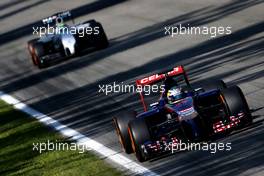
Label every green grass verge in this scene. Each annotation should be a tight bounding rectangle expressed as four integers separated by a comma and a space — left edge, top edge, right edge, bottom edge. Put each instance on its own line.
0, 100, 122, 176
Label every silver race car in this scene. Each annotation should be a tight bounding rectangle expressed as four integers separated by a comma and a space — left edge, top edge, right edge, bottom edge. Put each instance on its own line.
27, 11, 109, 68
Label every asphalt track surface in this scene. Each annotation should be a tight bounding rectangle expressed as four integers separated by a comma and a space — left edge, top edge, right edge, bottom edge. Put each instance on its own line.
0, 0, 263, 175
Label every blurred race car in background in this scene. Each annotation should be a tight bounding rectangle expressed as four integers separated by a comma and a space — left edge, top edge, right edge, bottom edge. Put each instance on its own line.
27, 11, 108, 68
113, 65, 252, 162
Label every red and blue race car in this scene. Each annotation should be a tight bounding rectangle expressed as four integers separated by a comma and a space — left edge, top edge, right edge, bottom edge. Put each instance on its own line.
113, 65, 252, 162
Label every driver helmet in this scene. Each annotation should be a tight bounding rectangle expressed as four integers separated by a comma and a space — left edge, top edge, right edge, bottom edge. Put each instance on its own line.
167, 86, 184, 104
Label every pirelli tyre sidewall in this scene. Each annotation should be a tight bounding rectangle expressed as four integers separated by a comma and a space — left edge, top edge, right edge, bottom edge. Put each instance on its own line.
113, 111, 136, 154
128, 118, 151, 162
221, 86, 252, 126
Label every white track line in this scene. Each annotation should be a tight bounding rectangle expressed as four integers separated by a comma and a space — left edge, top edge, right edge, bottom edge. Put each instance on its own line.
0, 91, 158, 176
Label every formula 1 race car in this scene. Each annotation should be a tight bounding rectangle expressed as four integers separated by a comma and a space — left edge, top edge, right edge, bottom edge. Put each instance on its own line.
27, 11, 108, 68
113, 66, 252, 162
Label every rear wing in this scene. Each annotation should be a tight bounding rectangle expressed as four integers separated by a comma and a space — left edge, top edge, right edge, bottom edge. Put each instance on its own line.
42, 11, 72, 25
136, 65, 190, 111
136, 66, 186, 86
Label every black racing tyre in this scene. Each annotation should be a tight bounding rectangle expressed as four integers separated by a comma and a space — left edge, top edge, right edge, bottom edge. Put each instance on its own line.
202, 80, 227, 91
113, 111, 136, 154
27, 39, 39, 65
221, 86, 252, 125
128, 118, 151, 162
94, 22, 109, 49
33, 43, 46, 69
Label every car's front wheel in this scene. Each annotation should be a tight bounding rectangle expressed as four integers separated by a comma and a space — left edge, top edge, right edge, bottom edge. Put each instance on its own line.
221, 86, 252, 126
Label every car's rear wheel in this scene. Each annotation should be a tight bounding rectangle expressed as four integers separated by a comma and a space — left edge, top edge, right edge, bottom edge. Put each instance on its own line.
33, 43, 46, 69
128, 118, 151, 162
27, 39, 39, 65
221, 86, 252, 126
113, 111, 136, 154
